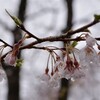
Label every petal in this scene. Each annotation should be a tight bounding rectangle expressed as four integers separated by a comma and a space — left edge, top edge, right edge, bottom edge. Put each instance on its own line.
86, 34, 96, 47
54, 58, 65, 72
40, 73, 50, 82
4, 53, 16, 66
72, 68, 85, 79
49, 78, 60, 87
79, 46, 98, 66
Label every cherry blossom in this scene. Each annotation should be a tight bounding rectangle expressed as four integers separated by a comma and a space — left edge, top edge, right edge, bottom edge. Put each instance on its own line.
4, 52, 17, 66
39, 33, 100, 87
54, 57, 65, 73
40, 73, 50, 82
4, 40, 22, 66
79, 46, 98, 67
79, 34, 99, 69
85, 34, 96, 47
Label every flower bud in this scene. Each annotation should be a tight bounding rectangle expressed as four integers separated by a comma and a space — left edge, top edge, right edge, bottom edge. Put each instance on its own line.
4, 52, 16, 66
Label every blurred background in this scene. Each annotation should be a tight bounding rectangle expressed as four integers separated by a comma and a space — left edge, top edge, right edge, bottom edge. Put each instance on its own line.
0, 0, 100, 100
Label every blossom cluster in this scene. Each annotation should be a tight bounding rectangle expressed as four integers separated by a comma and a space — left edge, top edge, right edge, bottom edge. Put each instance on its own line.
40, 34, 100, 87
0, 36, 25, 82
0, 32, 100, 84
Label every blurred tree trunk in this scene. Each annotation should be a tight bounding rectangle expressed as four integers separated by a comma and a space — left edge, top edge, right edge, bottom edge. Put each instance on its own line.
4, 0, 27, 100
58, 0, 73, 100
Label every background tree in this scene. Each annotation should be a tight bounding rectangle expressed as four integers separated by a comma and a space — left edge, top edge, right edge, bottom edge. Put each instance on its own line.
59, 0, 73, 100
5, 1, 27, 100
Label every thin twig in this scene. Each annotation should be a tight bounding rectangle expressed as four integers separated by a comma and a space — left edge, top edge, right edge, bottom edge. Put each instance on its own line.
20, 37, 83, 49
0, 39, 13, 48
20, 25, 41, 40
20, 19, 100, 49
66, 20, 99, 36
26, 46, 65, 51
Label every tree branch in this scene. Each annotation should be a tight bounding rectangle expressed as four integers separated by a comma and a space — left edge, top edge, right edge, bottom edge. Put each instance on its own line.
0, 39, 12, 48
20, 19, 100, 49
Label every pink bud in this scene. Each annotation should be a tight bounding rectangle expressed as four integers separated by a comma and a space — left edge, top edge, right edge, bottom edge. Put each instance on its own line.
4, 52, 16, 66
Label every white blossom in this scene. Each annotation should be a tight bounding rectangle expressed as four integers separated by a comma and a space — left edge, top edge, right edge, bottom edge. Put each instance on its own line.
86, 34, 96, 47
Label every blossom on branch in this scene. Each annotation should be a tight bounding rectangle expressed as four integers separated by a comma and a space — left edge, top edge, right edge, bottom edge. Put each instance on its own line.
85, 34, 97, 47
4, 52, 17, 66
4, 44, 19, 66
4, 36, 25, 66
40, 34, 100, 86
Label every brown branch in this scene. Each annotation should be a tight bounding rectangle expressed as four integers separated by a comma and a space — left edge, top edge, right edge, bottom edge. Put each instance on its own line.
66, 20, 99, 36
20, 19, 100, 50
20, 25, 41, 40
61, 20, 99, 38
1, 19, 100, 56
2, 36, 100, 60
23, 45, 65, 51
20, 37, 75, 49
20, 37, 100, 50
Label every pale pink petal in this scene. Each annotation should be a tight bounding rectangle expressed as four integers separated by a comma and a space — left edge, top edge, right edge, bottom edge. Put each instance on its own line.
86, 34, 96, 47
4, 53, 16, 66
79, 46, 98, 67
54, 58, 65, 72
49, 78, 60, 87
40, 73, 50, 82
